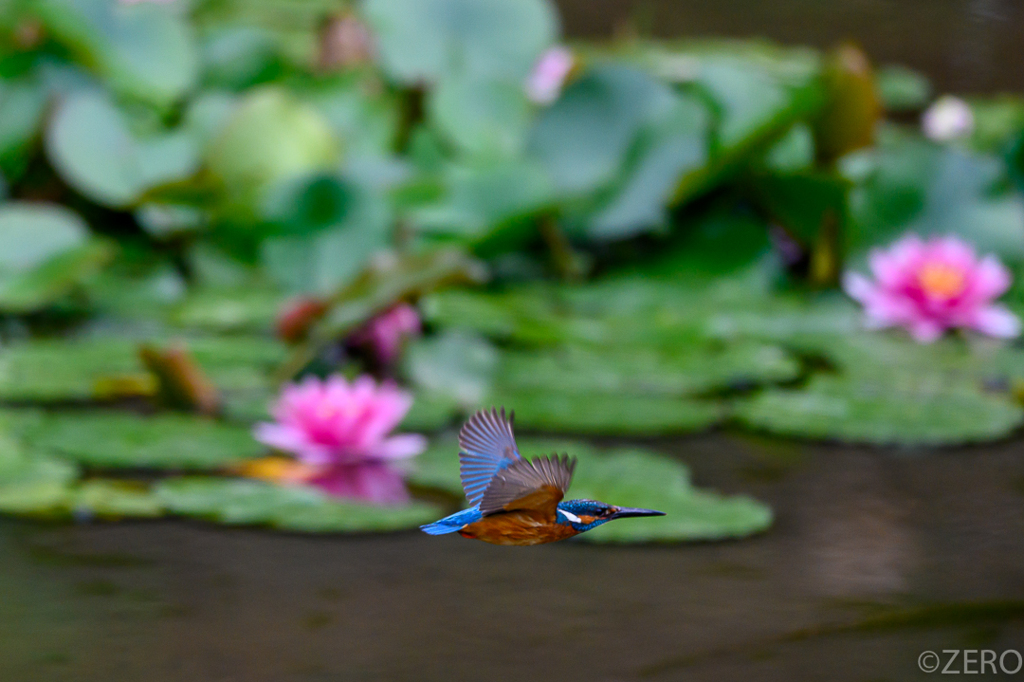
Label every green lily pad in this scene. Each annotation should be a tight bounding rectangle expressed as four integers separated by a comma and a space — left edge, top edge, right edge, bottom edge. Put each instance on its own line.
364, 0, 555, 84
410, 159, 554, 240
0, 240, 116, 314
0, 76, 48, 180
46, 92, 198, 208
401, 394, 460, 432
0, 338, 144, 402
35, 0, 199, 105
170, 286, 285, 333
875, 65, 932, 112
735, 375, 1024, 446
530, 65, 673, 196
0, 203, 89, 270
495, 342, 799, 397
569, 447, 773, 543
490, 390, 724, 435
18, 411, 263, 469
429, 75, 532, 158
406, 433, 461, 492
0, 336, 284, 403
0, 426, 79, 515
404, 332, 498, 408
0, 203, 116, 312
155, 477, 440, 532
588, 92, 710, 239
70, 479, 163, 518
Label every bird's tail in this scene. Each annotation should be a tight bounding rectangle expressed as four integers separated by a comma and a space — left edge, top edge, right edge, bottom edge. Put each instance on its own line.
420, 521, 463, 535
420, 506, 482, 535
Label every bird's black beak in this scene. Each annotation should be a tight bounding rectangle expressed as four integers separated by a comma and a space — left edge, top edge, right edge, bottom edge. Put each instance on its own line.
610, 507, 666, 519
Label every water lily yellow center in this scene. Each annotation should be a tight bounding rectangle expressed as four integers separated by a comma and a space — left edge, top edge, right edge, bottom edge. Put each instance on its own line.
918, 261, 967, 299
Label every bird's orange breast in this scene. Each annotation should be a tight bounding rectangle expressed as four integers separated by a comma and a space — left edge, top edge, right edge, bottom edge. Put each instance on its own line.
459, 510, 579, 546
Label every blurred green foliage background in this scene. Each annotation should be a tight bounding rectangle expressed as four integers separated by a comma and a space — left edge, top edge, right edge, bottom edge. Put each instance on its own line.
0, 0, 1023, 541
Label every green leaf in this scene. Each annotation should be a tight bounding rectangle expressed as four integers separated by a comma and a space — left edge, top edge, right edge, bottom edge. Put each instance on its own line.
490, 390, 724, 435
170, 286, 285, 333
0, 338, 143, 402
260, 176, 391, 295
0, 336, 283, 402
0, 240, 116, 313
0, 202, 88, 270
588, 93, 710, 239
200, 26, 285, 90
875, 65, 932, 112
495, 342, 799, 397
262, 225, 388, 296
847, 127, 1024, 261
263, 173, 355, 237
404, 331, 498, 407
20, 411, 264, 470
698, 58, 789, 151
35, 0, 199, 105
0, 424, 78, 515
429, 75, 532, 157
529, 65, 673, 195
70, 479, 163, 518
747, 170, 850, 247
570, 447, 773, 543
364, 0, 556, 84
410, 159, 553, 240
0, 76, 48, 180
155, 477, 441, 532
46, 92, 198, 208
969, 95, 1024, 153
401, 394, 460, 432
406, 433, 461, 491
735, 375, 1024, 446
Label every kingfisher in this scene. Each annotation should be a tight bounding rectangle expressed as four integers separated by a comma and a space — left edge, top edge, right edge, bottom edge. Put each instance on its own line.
420, 407, 665, 545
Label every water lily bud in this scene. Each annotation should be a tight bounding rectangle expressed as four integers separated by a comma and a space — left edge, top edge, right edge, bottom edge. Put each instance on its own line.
921, 95, 974, 141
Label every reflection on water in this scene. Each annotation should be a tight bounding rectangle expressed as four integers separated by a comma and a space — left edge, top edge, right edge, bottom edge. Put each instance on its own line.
1, 434, 1023, 681
803, 461, 919, 597
556, 0, 1024, 93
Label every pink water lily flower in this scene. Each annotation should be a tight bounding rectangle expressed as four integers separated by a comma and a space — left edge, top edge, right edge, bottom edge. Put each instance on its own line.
525, 46, 575, 105
253, 375, 426, 504
843, 234, 1021, 343
348, 303, 421, 364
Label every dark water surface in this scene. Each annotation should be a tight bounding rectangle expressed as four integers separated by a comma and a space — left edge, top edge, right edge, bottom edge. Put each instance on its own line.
2, 433, 1024, 681
556, 0, 1024, 94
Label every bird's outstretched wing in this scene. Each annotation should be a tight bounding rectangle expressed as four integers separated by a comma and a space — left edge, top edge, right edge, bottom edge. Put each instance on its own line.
459, 407, 521, 506
479, 454, 577, 519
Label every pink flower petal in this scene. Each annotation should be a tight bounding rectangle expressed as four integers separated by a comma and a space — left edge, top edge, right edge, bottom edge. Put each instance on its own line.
842, 271, 876, 303
908, 319, 945, 343
312, 463, 410, 505
968, 255, 1012, 300
971, 305, 1022, 338
373, 434, 428, 460
525, 46, 574, 105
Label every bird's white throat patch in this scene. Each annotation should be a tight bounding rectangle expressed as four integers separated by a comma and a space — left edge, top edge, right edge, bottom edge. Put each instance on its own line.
558, 509, 582, 524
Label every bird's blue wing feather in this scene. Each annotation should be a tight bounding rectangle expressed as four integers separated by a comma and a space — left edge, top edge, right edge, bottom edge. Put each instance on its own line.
458, 407, 521, 505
